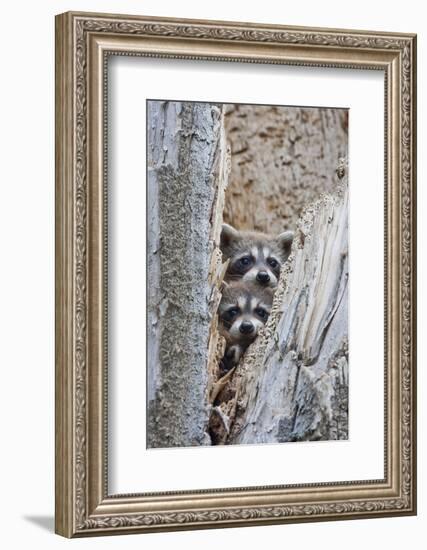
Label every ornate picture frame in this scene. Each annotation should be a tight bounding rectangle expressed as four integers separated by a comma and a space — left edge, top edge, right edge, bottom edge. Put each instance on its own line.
55, 11, 417, 537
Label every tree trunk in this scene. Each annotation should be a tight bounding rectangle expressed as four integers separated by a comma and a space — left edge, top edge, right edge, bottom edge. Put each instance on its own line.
218, 180, 349, 445
205, 105, 349, 446
147, 101, 229, 448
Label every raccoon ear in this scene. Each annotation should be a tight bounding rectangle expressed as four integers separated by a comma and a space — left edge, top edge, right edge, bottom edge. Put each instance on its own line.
220, 224, 239, 250
277, 230, 294, 259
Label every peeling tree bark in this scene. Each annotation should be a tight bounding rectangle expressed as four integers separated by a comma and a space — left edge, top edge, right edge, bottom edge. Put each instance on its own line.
147, 101, 229, 448
225, 182, 349, 445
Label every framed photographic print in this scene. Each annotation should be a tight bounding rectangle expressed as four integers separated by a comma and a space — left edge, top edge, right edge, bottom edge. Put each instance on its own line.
55, 11, 417, 537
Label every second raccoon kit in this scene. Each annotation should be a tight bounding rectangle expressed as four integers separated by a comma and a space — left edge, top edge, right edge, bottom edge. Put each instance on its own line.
218, 223, 294, 371
218, 281, 274, 372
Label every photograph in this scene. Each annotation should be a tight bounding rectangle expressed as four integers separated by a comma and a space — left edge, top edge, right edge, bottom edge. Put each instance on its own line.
53, 10, 416, 537
147, 100, 349, 448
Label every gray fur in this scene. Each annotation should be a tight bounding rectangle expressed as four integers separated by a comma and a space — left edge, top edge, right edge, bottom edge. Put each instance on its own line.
218, 281, 274, 371
220, 224, 294, 288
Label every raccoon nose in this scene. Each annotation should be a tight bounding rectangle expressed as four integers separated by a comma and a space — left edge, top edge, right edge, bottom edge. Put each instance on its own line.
256, 271, 270, 284
240, 321, 254, 334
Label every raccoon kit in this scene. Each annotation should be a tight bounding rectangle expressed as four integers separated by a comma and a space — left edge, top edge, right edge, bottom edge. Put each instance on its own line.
218, 281, 274, 372
220, 223, 294, 288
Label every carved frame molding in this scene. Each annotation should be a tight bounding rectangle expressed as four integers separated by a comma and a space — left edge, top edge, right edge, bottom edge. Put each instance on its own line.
55, 11, 416, 537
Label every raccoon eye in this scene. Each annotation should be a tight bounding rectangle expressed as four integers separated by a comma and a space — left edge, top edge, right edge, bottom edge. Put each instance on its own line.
267, 258, 279, 269
227, 308, 239, 318
255, 307, 268, 319
238, 256, 252, 267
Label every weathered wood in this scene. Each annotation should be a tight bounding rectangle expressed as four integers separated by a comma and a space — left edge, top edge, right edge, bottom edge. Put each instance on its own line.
225, 181, 349, 445
148, 101, 349, 448
223, 104, 348, 235
147, 101, 228, 448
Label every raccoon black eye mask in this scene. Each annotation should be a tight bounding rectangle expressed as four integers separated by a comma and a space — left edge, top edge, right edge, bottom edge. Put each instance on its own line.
218, 281, 274, 371
220, 223, 293, 288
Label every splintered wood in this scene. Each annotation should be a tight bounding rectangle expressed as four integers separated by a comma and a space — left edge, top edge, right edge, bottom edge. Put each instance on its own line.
207, 104, 349, 446
211, 178, 349, 445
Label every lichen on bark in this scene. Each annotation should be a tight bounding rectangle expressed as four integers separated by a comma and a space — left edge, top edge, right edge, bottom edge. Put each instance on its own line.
147, 101, 228, 448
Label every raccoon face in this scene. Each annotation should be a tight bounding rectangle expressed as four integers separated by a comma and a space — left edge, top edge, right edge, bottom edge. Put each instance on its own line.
218, 282, 274, 346
220, 224, 294, 288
